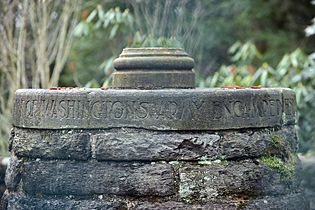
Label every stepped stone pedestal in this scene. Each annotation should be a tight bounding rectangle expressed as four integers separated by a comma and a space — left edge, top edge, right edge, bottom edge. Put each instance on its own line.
1, 48, 309, 210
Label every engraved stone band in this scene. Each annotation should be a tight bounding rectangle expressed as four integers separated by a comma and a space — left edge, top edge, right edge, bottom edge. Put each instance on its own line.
13, 88, 296, 130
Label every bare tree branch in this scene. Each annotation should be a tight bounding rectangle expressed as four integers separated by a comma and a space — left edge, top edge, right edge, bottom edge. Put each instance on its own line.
0, 0, 81, 155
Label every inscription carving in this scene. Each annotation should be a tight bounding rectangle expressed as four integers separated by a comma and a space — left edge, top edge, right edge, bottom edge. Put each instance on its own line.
211, 98, 282, 121
19, 97, 283, 122
13, 89, 294, 129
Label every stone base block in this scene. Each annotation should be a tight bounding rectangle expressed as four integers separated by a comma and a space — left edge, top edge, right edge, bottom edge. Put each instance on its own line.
11, 126, 297, 161
22, 161, 175, 196
6, 157, 300, 198
178, 159, 300, 202
2, 192, 308, 210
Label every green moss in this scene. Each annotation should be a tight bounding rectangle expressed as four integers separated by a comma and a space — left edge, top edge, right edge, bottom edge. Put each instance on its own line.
271, 134, 284, 148
260, 153, 296, 183
269, 133, 293, 160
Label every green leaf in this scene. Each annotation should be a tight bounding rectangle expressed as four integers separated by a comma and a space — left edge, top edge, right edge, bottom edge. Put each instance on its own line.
102, 75, 113, 87
103, 18, 110, 28
73, 22, 89, 37
86, 10, 97, 22
108, 10, 115, 23
209, 73, 219, 87
115, 8, 122, 23
291, 74, 302, 83
97, 5, 104, 20
228, 41, 241, 54
260, 70, 268, 86
250, 68, 263, 86
85, 79, 100, 88
109, 24, 119, 39
242, 75, 253, 86
99, 57, 114, 74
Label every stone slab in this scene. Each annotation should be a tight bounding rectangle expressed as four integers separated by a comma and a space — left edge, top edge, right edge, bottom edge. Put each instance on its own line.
301, 156, 315, 210
22, 161, 175, 196
4, 155, 21, 191
112, 70, 195, 89
113, 48, 195, 74
2, 192, 308, 210
11, 128, 91, 160
133, 193, 308, 210
93, 126, 297, 161
20, 158, 299, 198
2, 192, 127, 210
13, 88, 296, 130
178, 159, 300, 202
113, 55, 195, 70
243, 193, 309, 210
10, 126, 297, 161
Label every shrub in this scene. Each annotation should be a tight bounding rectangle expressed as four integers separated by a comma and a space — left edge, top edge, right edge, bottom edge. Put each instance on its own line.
199, 41, 315, 153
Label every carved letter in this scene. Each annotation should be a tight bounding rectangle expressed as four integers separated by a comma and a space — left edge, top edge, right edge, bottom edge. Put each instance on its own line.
111, 101, 124, 119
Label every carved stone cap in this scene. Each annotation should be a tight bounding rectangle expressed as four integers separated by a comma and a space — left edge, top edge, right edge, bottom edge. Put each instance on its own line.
112, 48, 195, 89
13, 88, 296, 130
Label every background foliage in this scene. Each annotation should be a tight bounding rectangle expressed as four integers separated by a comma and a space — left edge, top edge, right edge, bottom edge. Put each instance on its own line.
1, 0, 315, 155
201, 41, 315, 153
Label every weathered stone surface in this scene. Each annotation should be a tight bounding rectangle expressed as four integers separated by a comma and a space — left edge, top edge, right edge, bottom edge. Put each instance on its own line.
2, 192, 308, 210
133, 201, 237, 210
13, 88, 295, 130
11, 128, 91, 160
112, 48, 195, 89
2, 192, 127, 210
113, 48, 195, 71
10, 126, 297, 161
244, 192, 309, 210
93, 129, 221, 161
300, 155, 315, 210
132, 193, 308, 210
7, 126, 297, 162
178, 159, 300, 202
4, 155, 21, 191
0, 158, 7, 198
220, 125, 298, 160
112, 71, 195, 89
282, 88, 297, 125
22, 161, 175, 196
93, 126, 297, 161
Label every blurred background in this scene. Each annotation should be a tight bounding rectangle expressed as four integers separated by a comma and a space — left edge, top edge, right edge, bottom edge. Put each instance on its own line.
0, 0, 315, 204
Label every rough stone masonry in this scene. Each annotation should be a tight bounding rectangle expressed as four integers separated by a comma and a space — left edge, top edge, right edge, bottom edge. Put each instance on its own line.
1, 48, 309, 210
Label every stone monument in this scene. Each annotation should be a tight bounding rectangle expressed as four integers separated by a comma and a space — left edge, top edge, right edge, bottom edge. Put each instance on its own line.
1, 48, 309, 209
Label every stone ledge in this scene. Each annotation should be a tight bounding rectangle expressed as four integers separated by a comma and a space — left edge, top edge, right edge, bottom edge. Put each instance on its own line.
22, 161, 175, 197
11, 126, 297, 161
11, 128, 91, 160
93, 126, 297, 161
13, 88, 296, 130
2, 192, 308, 210
133, 193, 308, 210
2, 192, 127, 210
112, 70, 195, 89
178, 159, 301, 202
14, 158, 300, 197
